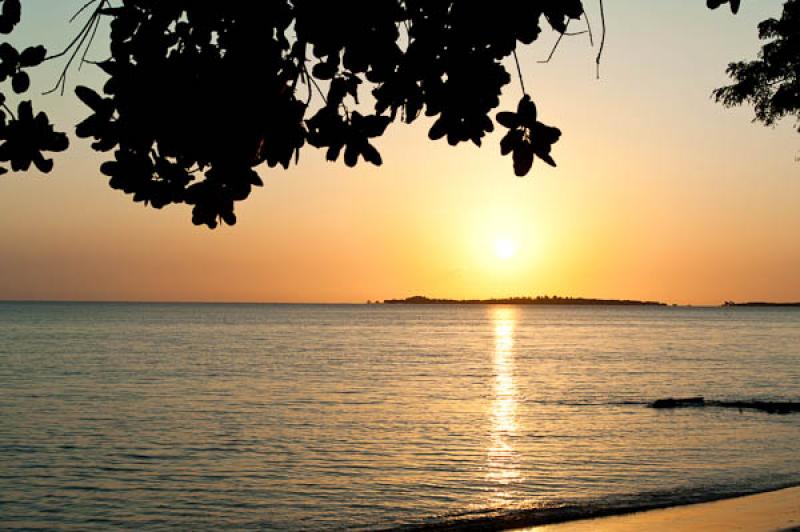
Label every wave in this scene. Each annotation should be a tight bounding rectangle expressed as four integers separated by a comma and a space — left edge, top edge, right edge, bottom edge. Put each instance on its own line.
519, 399, 650, 406
383, 478, 800, 531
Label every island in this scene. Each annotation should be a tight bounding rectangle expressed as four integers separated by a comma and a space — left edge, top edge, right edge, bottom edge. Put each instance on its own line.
722, 301, 800, 307
381, 295, 667, 306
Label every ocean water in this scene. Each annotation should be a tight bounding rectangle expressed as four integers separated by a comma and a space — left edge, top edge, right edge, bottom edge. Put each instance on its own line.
1, 302, 799, 530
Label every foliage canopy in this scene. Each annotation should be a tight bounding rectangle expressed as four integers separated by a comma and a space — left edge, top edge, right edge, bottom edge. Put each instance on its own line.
0, 0, 796, 228
712, 0, 799, 131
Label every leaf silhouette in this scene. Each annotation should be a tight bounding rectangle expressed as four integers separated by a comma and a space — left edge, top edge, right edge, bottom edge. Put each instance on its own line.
497, 95, 561, 176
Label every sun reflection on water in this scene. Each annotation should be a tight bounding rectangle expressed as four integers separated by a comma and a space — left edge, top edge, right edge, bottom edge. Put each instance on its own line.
487, 307, 521, 504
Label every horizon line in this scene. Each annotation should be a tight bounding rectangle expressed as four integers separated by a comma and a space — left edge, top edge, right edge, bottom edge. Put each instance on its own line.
2, 297, 798, 308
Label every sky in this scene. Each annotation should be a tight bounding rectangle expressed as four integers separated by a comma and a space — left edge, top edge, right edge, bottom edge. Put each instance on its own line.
0, 1, 798, 305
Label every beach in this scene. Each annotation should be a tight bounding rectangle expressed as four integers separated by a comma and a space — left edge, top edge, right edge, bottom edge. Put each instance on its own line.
530, 486, 800, 532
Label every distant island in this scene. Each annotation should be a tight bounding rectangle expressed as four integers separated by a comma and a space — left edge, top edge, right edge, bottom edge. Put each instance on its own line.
368, 296, 800, 307
380, 295, 667, 306
722, 301, 800, 307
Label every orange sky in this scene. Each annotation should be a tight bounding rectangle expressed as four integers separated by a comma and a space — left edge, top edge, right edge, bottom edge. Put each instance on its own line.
0, 1, 798, 305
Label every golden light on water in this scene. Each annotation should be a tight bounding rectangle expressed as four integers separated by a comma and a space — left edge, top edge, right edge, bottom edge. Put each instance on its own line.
487, 307, 521, 503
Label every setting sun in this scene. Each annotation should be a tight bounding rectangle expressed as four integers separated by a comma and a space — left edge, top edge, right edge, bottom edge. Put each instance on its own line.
494, 239, 517, 260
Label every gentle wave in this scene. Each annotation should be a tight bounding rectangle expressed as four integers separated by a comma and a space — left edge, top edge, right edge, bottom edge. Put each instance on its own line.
390, 479, 800, 531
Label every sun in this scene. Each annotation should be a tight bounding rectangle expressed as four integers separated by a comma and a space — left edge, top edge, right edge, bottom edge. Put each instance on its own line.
494, 238, 517, 260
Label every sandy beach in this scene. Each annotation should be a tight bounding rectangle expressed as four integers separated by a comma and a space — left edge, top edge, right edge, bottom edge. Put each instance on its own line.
528, 486, 800, 532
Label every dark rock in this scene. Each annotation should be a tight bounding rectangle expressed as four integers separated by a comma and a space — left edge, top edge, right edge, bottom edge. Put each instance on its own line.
648, 397, 800, 414
714, 401, 800, 414
649, 397, 705, 409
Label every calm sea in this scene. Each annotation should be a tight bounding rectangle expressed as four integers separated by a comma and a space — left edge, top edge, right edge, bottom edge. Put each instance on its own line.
1, 302, 799, 530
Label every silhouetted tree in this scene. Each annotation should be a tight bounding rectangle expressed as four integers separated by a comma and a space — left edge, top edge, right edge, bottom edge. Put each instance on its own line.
0, 0, 68, 175
0, 0, 796, 228
712, 0, 799, 131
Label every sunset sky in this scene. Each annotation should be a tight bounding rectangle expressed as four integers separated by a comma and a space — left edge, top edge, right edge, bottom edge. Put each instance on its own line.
1, 1, 798, 304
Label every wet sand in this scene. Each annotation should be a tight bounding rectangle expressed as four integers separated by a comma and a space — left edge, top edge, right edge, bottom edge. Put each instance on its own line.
528, 486, 800, 532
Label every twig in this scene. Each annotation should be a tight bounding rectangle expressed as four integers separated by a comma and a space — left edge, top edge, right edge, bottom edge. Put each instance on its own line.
290, 43, 304, 94
44, 20, 94, 95
538, 19, 571, 64
1, 102, 15, 120
43, 0, 109, 95
44, 14, 97, 62
512, 49, 526, 95
79, 14, 102, 70
584, 11, 595, 47
302, 64, 327, 105
69, 0, 99, 24
301, 67, 313, 106
596, 0, 606, 79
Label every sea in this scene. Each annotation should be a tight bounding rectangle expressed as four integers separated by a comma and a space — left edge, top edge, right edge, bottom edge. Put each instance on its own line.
1, 302, 799, 530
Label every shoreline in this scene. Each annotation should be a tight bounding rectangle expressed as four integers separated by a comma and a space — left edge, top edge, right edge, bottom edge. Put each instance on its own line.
401, 483, 800, 531
527, 485, 800, 532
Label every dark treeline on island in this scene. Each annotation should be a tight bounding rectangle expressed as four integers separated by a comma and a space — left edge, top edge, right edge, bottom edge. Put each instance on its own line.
723, 301, 800, 307
380, 295, 667, 306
